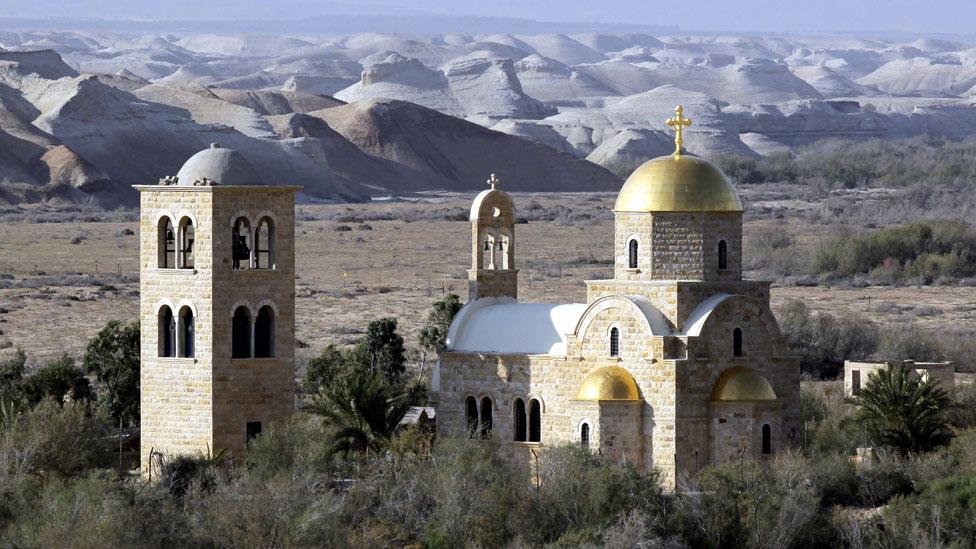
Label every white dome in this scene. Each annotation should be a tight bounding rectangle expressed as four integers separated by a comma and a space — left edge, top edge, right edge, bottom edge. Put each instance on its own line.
176, 143, 262, 186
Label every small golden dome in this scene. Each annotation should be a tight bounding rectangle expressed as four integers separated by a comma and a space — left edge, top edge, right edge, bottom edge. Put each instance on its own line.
711, 367, 778, 402
613, 154, 743, 213
576, 366, 640, 401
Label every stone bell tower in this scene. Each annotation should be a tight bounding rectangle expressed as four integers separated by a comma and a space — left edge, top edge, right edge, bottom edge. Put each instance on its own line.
136, 144, 299, 477
468, 174, 518, 301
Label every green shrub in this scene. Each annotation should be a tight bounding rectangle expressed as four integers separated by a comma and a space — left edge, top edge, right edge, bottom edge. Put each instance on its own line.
0, 399, 109, 479
22, 354, 94, 406
778, 299, 878, 377
83, 320, 140, 426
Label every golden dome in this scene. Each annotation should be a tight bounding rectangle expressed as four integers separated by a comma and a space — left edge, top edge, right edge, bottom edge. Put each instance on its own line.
576, 366, 641, 401
710, 367, 778, 402
613, 154, 743, 213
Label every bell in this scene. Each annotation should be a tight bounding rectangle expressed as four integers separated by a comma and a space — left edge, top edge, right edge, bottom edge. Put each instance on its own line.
483, 240, 491, 251
497, 241, 504, 251
165, 229, 175, 242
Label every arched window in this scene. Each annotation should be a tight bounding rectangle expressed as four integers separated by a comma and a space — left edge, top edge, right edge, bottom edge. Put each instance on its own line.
718, 240, 728, 270
232, 306, 251, 359
479, 397, 493, 439
528, 399, 541, 442
610, 327, 620, 357
513, 398, 527, 442
580, 422, 590, 447
465, 396, 478, 437
762, 424, 772, 455
178, 217, 195, 269
158, 217, 175, 269
255, 217, 274, 269
254, 305, 275, 358
232, 217, 252, 270
628, 239, 638, 269
158, 306, 175, 357
178, 306, 194, 358
482, 234, 495, 270
733, 328, 743, 357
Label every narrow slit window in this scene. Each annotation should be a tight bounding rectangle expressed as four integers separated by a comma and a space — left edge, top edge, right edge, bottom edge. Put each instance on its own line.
159, 217, 175, 269
178, 218, 194, 269
610, 327, 620, 357
255, 217, 274, 269
232, 217, 252, 270
514, 398, 527, 442
528, 399, 541, 442
479, 397, 493, 439
580, 423, 590, 447
254, 306, 275, 358
465, 396, 478, 437
232, 306, 252, 359
158, 306, 175, 357
178, 306, 194, 358
718, 240, 728, 270
628, 239, 638, 269
733, 328, 743, 357
762, 424, 772, 455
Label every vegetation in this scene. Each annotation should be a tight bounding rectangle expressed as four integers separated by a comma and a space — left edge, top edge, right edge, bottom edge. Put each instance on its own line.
1, 299, 974, 546
777, 299, 878, 378
715, 136, 976, 190
814, 221, 976, 284
855, 363, 953, 455
83, 320, 140, 426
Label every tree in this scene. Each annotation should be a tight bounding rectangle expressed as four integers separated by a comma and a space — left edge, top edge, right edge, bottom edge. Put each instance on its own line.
855, 363, 953, 455
23, 354, 94, 406
418, 294, 462, 352
305, 368, 411, 456
84, 320, 140, 425
302, 344, 350, 394
778, 299, 878, 378
0, 348, 27, 404
417, 294, 462, 379
352, 318, 405, 383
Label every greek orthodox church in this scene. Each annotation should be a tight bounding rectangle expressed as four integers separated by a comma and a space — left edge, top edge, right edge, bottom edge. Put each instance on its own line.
435, 107, 801, 485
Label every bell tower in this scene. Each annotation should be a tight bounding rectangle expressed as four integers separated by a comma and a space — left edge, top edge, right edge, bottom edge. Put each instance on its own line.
468, 174, 518, 300
136, 144, 299, 477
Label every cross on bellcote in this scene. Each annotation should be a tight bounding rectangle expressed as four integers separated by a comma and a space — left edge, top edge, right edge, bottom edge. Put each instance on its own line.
487, 173, 500, 189
666, 105, 693, 157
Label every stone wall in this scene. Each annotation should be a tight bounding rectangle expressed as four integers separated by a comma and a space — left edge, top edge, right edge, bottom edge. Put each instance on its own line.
467, 269, 518, 300
844, 360, 955, 397
614, 212, 742, 282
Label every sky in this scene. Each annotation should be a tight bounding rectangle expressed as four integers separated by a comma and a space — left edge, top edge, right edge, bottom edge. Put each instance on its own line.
2, 0, 975, 36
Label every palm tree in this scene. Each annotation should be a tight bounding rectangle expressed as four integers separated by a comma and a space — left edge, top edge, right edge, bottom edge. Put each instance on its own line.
855, 363, 953, 455
305, 369, 412, 456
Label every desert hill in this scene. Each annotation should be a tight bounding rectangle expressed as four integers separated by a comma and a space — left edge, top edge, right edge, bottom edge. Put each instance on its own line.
311, 98, 620, 192
2, 29, 976, 207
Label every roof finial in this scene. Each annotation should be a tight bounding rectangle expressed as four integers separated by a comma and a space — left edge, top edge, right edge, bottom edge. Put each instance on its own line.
487, 173, 500, 190
665, 105, 692, 157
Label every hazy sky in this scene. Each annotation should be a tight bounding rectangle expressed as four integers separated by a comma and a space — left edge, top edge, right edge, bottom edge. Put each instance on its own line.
3, 0, 975, 35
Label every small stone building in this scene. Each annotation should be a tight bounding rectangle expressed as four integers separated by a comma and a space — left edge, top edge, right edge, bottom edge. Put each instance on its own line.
845, 360, 954, 398
136, 144, 298, 477
434, 110, 801, 486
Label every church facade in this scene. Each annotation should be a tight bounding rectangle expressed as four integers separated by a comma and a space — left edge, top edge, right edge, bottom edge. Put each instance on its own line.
435, 107, 801, 485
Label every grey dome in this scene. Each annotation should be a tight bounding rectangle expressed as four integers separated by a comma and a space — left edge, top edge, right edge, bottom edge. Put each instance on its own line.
176, 143, 262, 186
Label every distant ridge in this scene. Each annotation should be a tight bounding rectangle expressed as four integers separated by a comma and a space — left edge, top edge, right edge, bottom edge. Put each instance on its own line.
0, 16, 678, 36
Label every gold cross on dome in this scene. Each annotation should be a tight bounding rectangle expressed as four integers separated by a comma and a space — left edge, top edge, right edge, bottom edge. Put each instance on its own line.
666, 105, 693, 156
487, 173, 500, 190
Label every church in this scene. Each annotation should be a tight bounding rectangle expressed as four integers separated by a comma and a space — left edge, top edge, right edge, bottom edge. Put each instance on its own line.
434, 106, 801, 485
